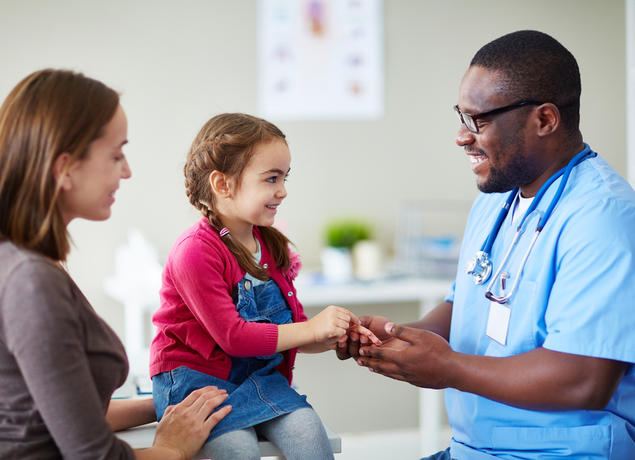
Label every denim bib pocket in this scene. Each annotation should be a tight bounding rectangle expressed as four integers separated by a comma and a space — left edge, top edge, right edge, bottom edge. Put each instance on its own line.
235, 278, 292, 325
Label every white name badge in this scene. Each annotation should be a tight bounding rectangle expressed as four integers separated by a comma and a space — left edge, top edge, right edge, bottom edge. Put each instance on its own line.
486, 301, 511, 346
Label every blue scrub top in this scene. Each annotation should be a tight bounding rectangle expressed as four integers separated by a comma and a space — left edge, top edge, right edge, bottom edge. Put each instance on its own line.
445, 150, 635, 459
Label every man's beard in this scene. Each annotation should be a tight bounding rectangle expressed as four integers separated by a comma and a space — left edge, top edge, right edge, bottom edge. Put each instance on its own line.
477, 132, 537, 194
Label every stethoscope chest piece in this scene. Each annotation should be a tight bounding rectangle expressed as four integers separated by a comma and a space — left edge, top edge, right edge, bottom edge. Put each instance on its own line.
465, 251, 492, 285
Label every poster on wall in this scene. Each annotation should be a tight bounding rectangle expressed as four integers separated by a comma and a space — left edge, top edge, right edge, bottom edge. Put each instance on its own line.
258, 0, 384, 120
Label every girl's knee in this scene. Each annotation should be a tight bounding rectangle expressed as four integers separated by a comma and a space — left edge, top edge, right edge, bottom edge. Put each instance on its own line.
287, 408, 327, 434
202, 428, 260, 460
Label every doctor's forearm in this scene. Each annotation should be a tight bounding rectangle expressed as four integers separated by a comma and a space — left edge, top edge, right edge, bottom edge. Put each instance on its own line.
406, 301, 452, 340
446, 347, 626, 410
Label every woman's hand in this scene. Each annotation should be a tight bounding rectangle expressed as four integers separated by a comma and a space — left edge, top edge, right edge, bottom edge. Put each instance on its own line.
151, 386, 231, 459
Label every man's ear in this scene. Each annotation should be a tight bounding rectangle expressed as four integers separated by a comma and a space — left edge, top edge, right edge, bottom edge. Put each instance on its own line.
209, 170, 232, 198
534, 103, 560, 137
52, 153, 74, 191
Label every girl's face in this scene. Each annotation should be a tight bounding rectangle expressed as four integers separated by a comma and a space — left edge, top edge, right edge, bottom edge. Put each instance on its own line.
225, 138, 290, 232
57, 104, 131, 224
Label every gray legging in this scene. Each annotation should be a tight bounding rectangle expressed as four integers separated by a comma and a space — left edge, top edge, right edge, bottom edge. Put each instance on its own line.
200, 407, 334, 460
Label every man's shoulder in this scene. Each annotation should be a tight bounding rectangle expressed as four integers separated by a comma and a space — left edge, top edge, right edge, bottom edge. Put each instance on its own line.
552, 156, 635, 250
565, 155, 635, 217
587, 154, 633, 193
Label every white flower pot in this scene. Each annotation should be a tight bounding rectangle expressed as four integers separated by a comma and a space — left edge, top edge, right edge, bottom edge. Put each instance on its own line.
321, 246, 353, 283
353, 240, 382, 280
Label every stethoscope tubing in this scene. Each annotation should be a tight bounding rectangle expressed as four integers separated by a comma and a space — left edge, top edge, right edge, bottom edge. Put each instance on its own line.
468, 144, 595, 304
485, 230, 539, 303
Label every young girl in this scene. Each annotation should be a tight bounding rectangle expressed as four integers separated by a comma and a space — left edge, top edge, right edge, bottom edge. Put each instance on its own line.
150, 113, 378, 459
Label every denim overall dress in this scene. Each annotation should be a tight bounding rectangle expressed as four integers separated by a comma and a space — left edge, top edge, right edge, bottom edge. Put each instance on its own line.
152, 244, 311, 441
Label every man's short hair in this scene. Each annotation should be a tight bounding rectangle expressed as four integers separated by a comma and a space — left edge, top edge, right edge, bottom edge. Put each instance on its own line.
470, 30, 581, 134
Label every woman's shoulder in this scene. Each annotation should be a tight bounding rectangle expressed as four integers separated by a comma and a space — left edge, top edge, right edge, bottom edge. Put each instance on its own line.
0, 240, 67, 288
0, 241, 80, 327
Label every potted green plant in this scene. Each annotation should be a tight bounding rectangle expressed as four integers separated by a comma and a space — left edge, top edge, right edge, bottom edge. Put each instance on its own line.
325, 219, 371, 249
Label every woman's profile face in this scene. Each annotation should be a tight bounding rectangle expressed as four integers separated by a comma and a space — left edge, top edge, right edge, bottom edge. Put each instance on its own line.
57, 105, 131, 224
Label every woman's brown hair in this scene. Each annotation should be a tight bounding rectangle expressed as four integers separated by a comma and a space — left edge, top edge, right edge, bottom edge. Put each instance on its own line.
184, 113, 292, 280
0, 69, 119, 260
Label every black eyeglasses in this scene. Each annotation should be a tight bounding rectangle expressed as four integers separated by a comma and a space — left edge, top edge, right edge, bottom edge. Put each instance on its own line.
454, 100, 543, 133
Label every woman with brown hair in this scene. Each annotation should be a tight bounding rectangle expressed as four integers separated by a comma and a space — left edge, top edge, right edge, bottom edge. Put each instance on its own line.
0, 69, 231, 459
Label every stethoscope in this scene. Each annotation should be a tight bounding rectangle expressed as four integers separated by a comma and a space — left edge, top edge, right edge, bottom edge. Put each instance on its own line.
465, 144, 596, 304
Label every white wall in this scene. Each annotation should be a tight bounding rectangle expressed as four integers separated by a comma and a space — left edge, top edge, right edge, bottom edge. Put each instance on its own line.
0, 0, 627, 434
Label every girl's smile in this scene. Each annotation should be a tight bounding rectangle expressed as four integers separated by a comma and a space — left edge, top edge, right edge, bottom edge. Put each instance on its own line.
216, 137, 291, 248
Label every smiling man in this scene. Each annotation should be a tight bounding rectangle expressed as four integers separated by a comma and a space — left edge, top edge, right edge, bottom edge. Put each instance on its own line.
340, 30, 635, 459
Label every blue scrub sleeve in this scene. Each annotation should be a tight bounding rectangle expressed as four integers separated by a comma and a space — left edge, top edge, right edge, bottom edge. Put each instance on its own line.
542, 197, 635, 364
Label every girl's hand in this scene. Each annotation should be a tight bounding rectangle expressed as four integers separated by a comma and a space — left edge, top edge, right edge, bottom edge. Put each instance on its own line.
343, 323, 382, 347
152, 386, 231, 459
299, 323, 381, 353
336, 315, 391, 360
307, 305, 358, 345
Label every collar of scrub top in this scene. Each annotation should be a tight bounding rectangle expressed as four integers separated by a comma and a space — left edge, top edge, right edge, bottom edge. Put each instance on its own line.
470, 144, 596, 303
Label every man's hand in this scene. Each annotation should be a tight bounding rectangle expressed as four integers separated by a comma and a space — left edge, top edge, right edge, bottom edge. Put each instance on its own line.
357, 321, 628, 410
356, 322, 453, 389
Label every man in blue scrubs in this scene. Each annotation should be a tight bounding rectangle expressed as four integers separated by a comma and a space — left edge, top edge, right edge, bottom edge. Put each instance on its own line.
341, 30, 635, 459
